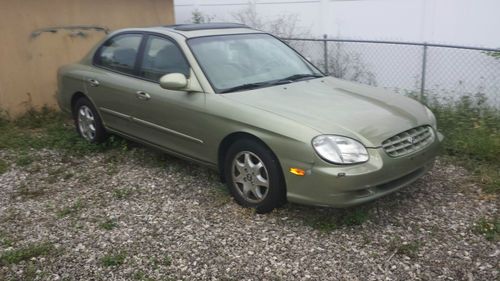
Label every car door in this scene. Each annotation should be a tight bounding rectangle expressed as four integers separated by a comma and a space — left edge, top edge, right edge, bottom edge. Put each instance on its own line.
131, 34, 209, 162
86, 33, 145, 135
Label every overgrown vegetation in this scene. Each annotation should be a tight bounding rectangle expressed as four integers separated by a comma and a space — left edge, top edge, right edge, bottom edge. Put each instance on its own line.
415, 93, 500, 194
473, 217, 499, 241
0, 107, 127, 155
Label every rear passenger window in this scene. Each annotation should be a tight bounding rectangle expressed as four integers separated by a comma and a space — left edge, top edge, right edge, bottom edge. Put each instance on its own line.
95, 34, 142, 75
139, 36, 190, 81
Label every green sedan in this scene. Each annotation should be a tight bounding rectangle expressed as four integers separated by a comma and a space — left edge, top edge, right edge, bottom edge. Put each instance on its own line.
57, 23, 443, 213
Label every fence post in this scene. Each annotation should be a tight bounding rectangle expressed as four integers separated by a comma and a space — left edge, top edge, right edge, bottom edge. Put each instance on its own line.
323, 34, 329, 75
420, 43, 428, 100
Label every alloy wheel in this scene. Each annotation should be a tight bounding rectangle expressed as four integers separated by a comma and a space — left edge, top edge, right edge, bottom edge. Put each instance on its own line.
231, 151, 270, 203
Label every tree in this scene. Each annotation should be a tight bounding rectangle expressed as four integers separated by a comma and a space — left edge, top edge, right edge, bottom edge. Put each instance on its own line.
191, 9, 214, 24
324, 42, 377, 85
231, 3, 307, 38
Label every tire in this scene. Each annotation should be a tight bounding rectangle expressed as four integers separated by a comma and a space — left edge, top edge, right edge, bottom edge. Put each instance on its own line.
73, 97, 107, 143
224, 138, 286, 213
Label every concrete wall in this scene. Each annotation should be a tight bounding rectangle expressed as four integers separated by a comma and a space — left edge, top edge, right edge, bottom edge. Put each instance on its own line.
0, 0, 174, 117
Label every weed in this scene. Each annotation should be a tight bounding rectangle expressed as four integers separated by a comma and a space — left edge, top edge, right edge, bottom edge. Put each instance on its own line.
0, 107, 127, 155
163, 255, 172, 266
408, 93, 500, 194
16, 184, 46, 199
101, 252, 126, 267
341, 209, 369, 226
99, 218, 118, 230
113, 188, 133, 200
63, 172, 74, 180
133, 271, 155, 281
0, 232, 14, 247
0, 242, 53, 265
389, 238, 421, 258
16, 153, 34, 166
56, 200, 84, 218
24, 261, 37, 281
307, 215, 338, 232
0, 159, 8, 174
473, 217, 499, 241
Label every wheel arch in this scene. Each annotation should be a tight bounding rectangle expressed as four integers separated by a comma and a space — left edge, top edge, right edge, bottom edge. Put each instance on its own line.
70, 91, 87, 115
217, 132, 286, 187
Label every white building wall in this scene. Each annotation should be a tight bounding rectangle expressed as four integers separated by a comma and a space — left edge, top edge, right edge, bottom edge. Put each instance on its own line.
174, 0, 500, 48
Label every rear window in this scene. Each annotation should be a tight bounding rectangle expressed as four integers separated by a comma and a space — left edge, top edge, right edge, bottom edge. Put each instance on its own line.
95, 34, 143, 75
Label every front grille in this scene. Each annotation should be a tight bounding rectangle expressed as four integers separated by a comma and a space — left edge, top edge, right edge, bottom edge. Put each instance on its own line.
382, 126, 434, 157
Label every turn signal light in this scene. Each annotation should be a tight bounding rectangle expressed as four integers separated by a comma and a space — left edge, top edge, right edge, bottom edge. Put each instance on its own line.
289, 168, 306, 176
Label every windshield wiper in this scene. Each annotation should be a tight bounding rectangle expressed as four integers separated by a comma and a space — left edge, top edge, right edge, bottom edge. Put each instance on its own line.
219, 74, 323, 93
275, 73, 324, 83
220, 82, 271, 93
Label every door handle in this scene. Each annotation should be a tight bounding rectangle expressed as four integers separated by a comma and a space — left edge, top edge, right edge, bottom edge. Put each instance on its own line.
88, 79, 100, 87
136, 91, 151, 101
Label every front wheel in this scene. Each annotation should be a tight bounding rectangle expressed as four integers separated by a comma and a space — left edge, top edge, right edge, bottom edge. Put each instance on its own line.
224, 139, 286, 213
73, 97, 107, 143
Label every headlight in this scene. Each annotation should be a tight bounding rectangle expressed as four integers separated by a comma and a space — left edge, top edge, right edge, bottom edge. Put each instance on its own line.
425, 106, 437, 129
312, 135, 369, 164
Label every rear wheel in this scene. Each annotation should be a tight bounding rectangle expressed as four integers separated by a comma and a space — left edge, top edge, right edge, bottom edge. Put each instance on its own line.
73, 97, 107, 143
224, 139, 286, 213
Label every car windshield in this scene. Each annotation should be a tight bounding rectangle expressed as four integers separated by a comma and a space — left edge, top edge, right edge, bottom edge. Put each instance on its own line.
188, 33, 323, 93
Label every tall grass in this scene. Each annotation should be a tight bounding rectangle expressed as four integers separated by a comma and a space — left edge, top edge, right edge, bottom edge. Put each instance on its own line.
411, 92, 500, 193
0, 107, 126, 154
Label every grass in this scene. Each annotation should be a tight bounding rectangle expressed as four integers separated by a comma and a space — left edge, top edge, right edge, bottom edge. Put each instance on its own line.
101, 252, 126, 267
16, 184, 46, 199
99, 218, 118, 230
0, 242, 53, 265
16, 153, 35, 166
113, 188, 133, 200
133, 271, 155, 281
0, 159, 8, 174
409, 92, 500, 194
56, 200, 85, 218
0, 107, 127, 155
473, 217, 499, 241
389, 238, 421, 258
0, 232, 14, 247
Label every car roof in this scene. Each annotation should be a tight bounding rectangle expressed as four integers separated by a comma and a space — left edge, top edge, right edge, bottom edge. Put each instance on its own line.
116, 23, 264, 39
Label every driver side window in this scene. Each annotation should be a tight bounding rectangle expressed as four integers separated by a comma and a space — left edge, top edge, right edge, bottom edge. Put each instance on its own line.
139, 36, 190, 81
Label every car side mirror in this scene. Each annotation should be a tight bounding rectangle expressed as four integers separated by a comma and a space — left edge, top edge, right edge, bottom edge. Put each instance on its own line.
159, 73, 188, 90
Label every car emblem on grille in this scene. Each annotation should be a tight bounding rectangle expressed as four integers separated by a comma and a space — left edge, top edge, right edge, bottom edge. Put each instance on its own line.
407, 136, 415, 144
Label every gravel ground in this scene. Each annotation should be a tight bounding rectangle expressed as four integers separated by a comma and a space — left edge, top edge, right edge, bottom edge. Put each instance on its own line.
0, 147, 498, 281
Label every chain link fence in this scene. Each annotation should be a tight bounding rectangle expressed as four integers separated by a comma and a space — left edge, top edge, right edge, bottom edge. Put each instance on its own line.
284, 37, 500, 107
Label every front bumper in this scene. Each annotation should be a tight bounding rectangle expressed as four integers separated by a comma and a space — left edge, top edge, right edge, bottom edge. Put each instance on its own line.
284, 132, 443, 208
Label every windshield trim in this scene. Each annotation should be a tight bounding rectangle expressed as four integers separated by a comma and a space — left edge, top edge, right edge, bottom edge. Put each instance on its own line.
186, 32, 325, 94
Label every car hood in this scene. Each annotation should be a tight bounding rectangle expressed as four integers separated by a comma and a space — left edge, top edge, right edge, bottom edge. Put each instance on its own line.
221, 77, 430, 147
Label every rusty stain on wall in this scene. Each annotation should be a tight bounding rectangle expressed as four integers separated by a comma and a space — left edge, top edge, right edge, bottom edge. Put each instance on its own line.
0, 0, 174, 118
